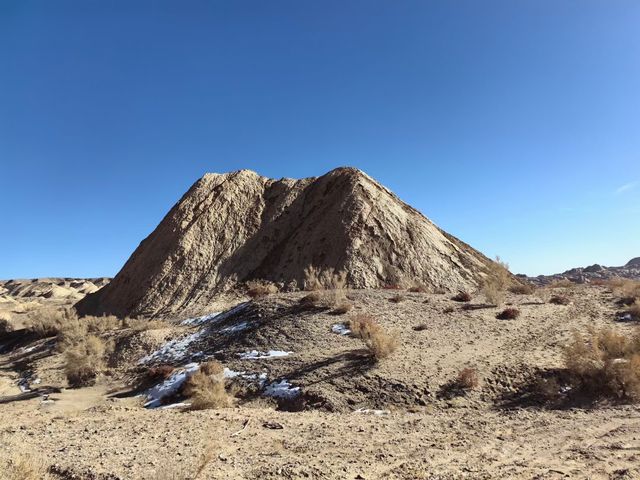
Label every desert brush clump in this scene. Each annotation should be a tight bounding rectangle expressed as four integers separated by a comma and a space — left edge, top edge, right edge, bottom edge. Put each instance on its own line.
146, 364, 175, 381
0, 452, 51, 480
509, 283, 535, 295
549, 295, 570, 305
628, 301, 640, 321
389, 293, 405, 303
183, 360, 232, 410
549, 278, 575, 289
452, 291, 472, 303
64, 335, 113, 387
303, 266, 347, 291
608, 278, 640, 306
246, 280, 279, 299
348, 314, 398, 361
496, 307, 520, 320
481, 257, 510, 306
407, 284, 429, 293
563, 327, 640, 401
456, 367, 480, 390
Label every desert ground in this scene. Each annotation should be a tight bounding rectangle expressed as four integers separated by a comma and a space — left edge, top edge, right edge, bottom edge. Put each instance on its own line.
1, 279, 640, 479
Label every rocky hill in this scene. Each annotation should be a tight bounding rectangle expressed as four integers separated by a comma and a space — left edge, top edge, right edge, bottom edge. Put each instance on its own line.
524, 257, 640, 285
77, 167, 508, 319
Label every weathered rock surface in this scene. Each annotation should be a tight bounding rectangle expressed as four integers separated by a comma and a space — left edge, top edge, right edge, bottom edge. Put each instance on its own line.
77, 167, 503, 318
524, 258, 640, 285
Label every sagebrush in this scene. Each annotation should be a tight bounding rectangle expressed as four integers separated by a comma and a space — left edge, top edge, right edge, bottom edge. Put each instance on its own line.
348, 314, 398, 360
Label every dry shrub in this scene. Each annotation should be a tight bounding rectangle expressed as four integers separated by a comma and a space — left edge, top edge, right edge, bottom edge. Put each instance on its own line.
609, 278, 640, 305
443, 306, 455, 314
564, 327, 640, 400
348, 314, 398, 361
0, 312, 13, 334
147, 364, 175, 381
299, 292, 323, 309
481, 257, 510, 306
64, 335, 113, 387
496, 307, 520, 320
433, 287, 446, 295
456, 367, 479, 390
549, 295, 570, 305
332, 301, 353, 315
509, 283, 535, 295
407, 284, 428, 293
389, 294, 405, 303
246, 280, 278, 299
0, 452, 51, 480
549, 278, 575, 289
629, 301, 640, 321
303, 266, 346, 291
183, 361, 232, 410
452, 291, 472, 303
26, 307, 76, 336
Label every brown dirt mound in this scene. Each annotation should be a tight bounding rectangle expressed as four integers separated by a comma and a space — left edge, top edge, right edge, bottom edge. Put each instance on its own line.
77, 167, 509, 318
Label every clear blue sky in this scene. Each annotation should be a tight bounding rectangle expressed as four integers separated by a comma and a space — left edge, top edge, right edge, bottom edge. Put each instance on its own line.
1, 1, 639, 279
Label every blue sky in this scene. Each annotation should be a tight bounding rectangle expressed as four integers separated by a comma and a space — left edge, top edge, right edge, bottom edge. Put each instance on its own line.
1, 1, 639, 278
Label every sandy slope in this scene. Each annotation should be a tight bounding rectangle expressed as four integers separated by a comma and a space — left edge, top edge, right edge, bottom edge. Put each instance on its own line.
1, 284, 639, 479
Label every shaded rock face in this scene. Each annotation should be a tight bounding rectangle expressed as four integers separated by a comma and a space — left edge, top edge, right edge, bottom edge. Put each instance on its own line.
77, 167, 499, 318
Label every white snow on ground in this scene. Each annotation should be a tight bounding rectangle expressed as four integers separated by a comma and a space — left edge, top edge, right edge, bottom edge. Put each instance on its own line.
139, 302, 252, 365
21, 345, 38, 354
139, 330, 205, 365
264, 380, 300, 399
159, 402, 191, 410
181, 312, 222, 326
238, 350, 293, 360
354, 408, 390, 415
179, 302, 250, 327
619, 313, 634, 322
144, 363, 199, 408
221, 321, 250, 334
332, 324, 351, 335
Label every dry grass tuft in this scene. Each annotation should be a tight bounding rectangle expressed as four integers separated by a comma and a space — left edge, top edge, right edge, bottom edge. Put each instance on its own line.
496, 307, 520, 320
64, 335, 113, 387
549, 295, 570, 305
0, 452, 51, 480
564, 327, 640, 400
246, 280, 278, 299
299, 292, 323, 309
549, 278, 575, 289
509, 283, 535, 295
303, 266, 347, 291
348, 314, 398, 361
451, 291, 472, 303
629, 301, 640, 321
481, 257, 511, 306
147, 365, 175, 382
389, 293, 405, 303
407, 284, 429, 293
183, 361, 232, 410
456, 367, 479, 390
332, 300, 353, 315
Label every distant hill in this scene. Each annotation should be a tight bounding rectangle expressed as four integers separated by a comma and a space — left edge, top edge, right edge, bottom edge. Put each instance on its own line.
522, 258, 640, 285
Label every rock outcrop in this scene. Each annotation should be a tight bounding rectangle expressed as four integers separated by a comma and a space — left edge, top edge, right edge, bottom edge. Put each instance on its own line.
77, 167, 503, 318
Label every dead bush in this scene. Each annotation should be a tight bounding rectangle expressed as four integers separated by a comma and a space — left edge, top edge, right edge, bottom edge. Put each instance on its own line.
629, 301, 640, 321
496, 307, 520, 320
563, 327, 640, 400
408, 284, 428, 293
1, 452, 51, 480
64, 335, 113, 387
456, 367, 479, 390
147, 365, 175, 382
332, 301, 353, 315
549, 278, 575, 289
389, 294, 405, 303
246, 280, 278, 299
481, 257, 510, 306
303, 266, 346, 291
299, 292, 323, 309
183, 361, 231, 410
0, 313, 14, 334
25, 307, 76, 337
509, 283, 535, 295
609, 278, 640, 305
348, 314, 398, 361
549, 295, 570, 305
452, 291, 472, 302
443, 306, 455, 313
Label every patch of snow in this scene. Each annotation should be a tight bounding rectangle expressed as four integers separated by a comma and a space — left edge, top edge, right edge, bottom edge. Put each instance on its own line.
238, 350, 292, 360
332, 324, 351, 335
354, 408, 390, 415
263, 380, 300, 399
144, 363, 199, 409
221, 321, 250, 334
619, 313, 634, 322
21, 345, 38, 354
159, 402, 190, 410
139, 330, 205, 365
181, 312, 222, 326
